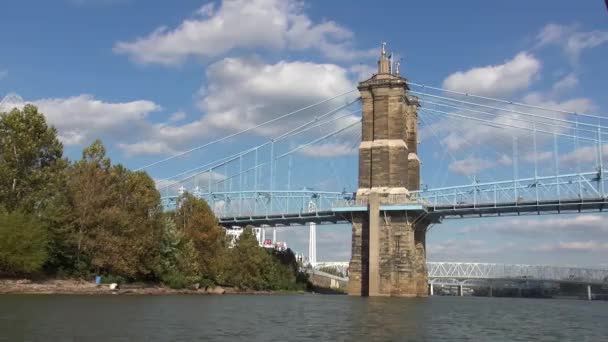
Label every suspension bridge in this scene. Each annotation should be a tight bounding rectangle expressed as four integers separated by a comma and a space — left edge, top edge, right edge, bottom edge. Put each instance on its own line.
6, 42, 605, 297
151, 43, 606, 297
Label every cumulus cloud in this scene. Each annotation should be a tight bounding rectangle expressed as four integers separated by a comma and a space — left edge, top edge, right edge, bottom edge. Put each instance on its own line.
421, 90, 597, 160
197, 57, 355, 133
118, 141, 178, 157
1, 93, 161, 146
534, 241, 608, 253
537, 23, 608, 63
168, 111, 187, 123
559, 144, 608, 166
33, 95, 161, 146
459, 215, 607, 236
442, 52, 541, 97
349, 64, 376, 81
155, 171, 227, 194
427, 239, 512, 262
552, 73, 579, 94
114, 0, 374, 65
298, 142, 357, 158
448, 157, 494, 176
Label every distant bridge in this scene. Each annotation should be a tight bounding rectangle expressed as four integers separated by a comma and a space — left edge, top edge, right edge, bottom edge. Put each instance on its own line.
314, 261, 608, 286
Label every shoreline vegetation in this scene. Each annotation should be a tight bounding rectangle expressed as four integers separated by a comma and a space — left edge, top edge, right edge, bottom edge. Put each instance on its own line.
0, 279, 300, 296
0, 105, 311, 294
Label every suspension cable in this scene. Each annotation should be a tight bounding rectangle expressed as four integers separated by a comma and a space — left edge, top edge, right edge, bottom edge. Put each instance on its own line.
419, 99, 608, 137
160, 112, 362, 190
420, 108, 601, 143
135, 89, 357, 171
409, 82, 606, 121
411, 91, 608, 131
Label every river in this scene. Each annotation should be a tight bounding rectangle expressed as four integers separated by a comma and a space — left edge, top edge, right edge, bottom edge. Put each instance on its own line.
0, 294, 606, 341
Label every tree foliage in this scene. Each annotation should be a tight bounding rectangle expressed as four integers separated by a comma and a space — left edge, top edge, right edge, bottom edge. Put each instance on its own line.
66, 140, 162, 278
0, 210, 48, 275
0, 104, 306, 291
173, 193, 227, 283
0, 105, 66, 212
226, 227, 303, 291
157, 217, 200, 288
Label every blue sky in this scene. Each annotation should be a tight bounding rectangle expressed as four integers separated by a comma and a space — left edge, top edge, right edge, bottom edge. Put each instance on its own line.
1, 0, 607, 267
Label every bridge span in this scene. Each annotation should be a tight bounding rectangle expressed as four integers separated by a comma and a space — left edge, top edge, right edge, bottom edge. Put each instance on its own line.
314, 261, 608, 286
152, 42, 607, 297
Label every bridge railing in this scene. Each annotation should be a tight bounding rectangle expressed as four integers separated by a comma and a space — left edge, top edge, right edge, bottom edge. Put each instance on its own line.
314, 262, 608, 285
162, 190, 345, 218
410, 172, 606, 210
427, 262, 608, 285
161, 172, 606, 220
331, 193, 424, 208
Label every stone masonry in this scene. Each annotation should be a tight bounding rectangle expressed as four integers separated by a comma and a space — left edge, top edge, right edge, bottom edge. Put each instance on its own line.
348, 43, 428, 297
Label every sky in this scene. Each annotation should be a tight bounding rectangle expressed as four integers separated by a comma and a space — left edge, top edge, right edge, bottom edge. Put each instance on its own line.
1, 0, 607, 268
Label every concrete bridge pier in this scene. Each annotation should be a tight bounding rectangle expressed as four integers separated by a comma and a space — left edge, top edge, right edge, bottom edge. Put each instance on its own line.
429, 283, 434, 296
459, 284, 464, 297
587, 284, 592, 301
347, 42, 428, 297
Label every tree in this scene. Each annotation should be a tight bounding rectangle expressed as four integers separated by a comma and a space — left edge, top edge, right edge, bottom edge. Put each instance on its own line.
173, 193, 227, 283
0, 105, 71, 273
226, 228, 301, 291
157, 217, 200, 288
0, 105, 66, 212
66, 140, 163, 278
0, 210, 48, 275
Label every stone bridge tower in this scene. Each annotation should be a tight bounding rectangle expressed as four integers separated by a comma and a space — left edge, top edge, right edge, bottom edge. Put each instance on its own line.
348, 43, 429, 297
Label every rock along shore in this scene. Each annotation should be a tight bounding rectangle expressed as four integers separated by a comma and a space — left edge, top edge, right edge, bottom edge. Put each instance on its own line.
0, 279, 275, 296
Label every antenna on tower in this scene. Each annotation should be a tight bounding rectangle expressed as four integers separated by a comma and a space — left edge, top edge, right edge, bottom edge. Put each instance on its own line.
395, 58, 402, 76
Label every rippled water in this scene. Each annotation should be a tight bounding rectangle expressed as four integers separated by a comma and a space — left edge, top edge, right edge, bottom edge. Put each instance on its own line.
1, 294, 606, 341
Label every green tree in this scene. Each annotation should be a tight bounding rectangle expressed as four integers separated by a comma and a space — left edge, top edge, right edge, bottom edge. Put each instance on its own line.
0, 105, 71, 273
173, 193, 227, 283
66, 140, 163, 278
157, 217, 200, 288
0, 105, 66, 212
0, 210, 48, 275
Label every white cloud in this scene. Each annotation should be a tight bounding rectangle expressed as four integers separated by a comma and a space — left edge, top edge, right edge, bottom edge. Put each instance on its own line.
537, 23, 608, 63
1, 93, 161, 146
155, 171, 227, 193
118, 141, 178, 157
534, 241, 608, 253
442, 52, 541, 97
119, 57, 358, 156
0, 93, 24, 112
521, 92, 596, 115
168, 111, 186, 123
114, 0, 373, 65
552, 73, 579, 94
349, 64, 376, 81
459, 215, 608, 236
559, 144, 608, 166
33, 95, 161, 146
427, 239, 512, 262
197, 57, 355, 133
423, 90, 597, 158
448, 157, 494, 176
298, 142, 357, 158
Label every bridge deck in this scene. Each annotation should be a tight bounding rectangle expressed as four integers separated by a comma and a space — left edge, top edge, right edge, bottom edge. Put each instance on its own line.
219, 198, 607, 227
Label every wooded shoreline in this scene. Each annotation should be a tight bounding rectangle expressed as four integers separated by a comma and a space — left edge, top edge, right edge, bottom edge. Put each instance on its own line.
0, 278, 290, 295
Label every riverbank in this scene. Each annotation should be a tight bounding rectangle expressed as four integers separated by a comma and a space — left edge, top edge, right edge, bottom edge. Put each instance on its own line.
0, 279, 280, 295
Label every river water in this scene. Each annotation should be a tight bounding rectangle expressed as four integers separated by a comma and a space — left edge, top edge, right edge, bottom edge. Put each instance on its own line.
0, 294, 606, 341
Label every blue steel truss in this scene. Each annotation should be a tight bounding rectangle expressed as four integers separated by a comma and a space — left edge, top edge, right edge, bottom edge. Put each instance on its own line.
161, 170, 607, 227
